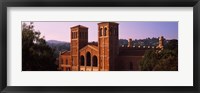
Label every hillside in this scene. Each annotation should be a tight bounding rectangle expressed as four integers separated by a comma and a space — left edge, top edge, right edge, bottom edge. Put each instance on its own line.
47, 40, 70, 57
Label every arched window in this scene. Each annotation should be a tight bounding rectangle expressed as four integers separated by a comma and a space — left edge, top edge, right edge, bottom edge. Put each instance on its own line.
100, 28, 103, 36
92, 56, 98, 67
75, 32, 77, 38
73, 32, 75, 39
76, 32, 78, 38
104, 27, 107, 36
80, 55, 85, 66
86, 52, 91, 66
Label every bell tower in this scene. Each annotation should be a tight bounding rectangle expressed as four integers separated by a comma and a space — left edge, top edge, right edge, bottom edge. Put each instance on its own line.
157, 36, 164, 49
98, 22, 119, 71
70, 25, 88, 71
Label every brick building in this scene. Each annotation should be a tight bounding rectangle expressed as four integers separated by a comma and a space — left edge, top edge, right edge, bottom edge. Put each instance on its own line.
58, 22, 163, 71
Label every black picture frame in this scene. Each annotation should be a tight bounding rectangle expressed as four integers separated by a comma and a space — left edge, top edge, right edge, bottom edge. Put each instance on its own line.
0, 0, 200, 93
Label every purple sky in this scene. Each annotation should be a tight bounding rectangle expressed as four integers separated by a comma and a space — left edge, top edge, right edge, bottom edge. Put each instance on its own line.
24, 21, 178, 42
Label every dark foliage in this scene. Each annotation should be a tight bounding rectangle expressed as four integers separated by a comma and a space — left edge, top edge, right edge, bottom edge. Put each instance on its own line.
22, 22, 57, 71
139, 40, 178, 71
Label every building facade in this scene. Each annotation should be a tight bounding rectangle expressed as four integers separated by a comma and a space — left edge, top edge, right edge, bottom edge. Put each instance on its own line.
58, 22, 163, 71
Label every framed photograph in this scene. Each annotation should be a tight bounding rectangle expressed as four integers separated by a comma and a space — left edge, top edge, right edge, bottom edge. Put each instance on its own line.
0, 0, 200, 93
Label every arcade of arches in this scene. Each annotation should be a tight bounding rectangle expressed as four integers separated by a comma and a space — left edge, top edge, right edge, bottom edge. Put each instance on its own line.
80, 53, 98, 67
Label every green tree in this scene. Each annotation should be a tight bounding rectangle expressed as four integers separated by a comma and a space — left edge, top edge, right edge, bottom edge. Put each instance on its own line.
139, 40, 178, 71
22, 22, 57, 71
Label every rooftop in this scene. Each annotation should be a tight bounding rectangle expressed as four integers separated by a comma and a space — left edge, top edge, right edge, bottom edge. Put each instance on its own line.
88, 42, 98, 46
60, 50, 70, 55
70, 25, 88, 29
98, 22, 119, 25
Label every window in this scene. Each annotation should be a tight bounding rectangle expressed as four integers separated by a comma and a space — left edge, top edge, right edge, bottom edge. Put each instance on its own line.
100, 28, 103, 36
86, 52, 91, 66
92, 56, 98, 67
73, 32, 75, 39
80, 56, 85, 66
75, 32, 77, 38
104, 27, 107, 36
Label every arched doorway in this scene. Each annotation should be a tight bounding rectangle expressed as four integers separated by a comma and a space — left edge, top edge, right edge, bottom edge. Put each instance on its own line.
86, 52, 91, 66
92, 56, 98, 67
80, 55, 85, 66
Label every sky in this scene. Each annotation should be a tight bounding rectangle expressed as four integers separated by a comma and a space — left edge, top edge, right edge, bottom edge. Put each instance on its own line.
23, 21, 178, 42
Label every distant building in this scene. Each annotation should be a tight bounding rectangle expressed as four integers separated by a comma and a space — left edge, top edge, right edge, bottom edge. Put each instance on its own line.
156, 36, 164, 49
58, 22, 163, 71
127, 38, 133, 47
